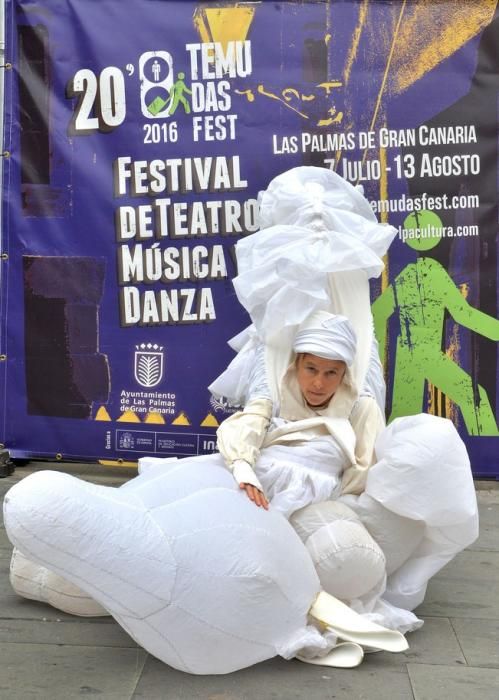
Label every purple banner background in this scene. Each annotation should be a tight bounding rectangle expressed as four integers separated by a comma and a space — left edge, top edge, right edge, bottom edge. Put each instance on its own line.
1, 0, 498, 475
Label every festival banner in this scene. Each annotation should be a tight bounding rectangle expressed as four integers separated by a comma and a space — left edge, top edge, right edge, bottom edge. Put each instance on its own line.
0, 0, 497, 475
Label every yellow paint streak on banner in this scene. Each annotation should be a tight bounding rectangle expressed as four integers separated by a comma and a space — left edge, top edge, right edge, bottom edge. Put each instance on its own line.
426, 382, 435, 416
378, 144, 390, 307
426, 382, 442, 417
94, 406, 112, 421
193, 5, 256, 49
390, 1, 496, 94
200, 413, 220, 427
444, 283, 469, 423
99, 460, 138, 468
444, 330, 460, 423
459, 282, 470, 302
144, 412, 166, 424
427, 283, 469, 422
362, 0, 407, 167
172, 411, 191, 426
117, 410, 141, 423
377, 140, 390, 370
343, 0, 369, 84
378, 146, 388, 224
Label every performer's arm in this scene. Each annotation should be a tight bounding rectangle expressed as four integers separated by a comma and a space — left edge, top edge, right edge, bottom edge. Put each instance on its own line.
216, 342, 273, 506
216, 398, 272, 507
341, 395, 385, 495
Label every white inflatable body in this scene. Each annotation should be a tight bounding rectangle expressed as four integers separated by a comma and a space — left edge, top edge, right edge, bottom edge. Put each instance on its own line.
4, 457, 408, 674
5, 410, 478, 647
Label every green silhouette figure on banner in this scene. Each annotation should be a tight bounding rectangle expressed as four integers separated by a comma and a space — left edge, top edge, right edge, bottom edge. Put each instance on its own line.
372, 210, 499, 436
169, 72, 192, 115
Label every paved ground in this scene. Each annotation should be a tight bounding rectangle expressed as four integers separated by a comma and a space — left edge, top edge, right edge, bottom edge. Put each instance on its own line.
0, 461, 498, 699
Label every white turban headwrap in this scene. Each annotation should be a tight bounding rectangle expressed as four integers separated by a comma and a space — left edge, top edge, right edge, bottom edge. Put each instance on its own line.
293, 311, 357, 367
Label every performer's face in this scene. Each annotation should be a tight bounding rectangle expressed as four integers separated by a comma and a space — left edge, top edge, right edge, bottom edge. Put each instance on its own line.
296, 354, 346, 407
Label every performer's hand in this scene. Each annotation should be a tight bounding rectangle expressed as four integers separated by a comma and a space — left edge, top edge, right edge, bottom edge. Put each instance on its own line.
240, 483, 269, 510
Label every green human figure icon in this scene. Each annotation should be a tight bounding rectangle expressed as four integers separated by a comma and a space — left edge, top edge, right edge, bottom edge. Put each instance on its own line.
372, 210, 499, 436
168, 71, 192, 115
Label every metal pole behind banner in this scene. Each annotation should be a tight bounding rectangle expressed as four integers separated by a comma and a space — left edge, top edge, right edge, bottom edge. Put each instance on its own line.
0, 1, 12, 476
0, 1, 4, 248
0, 0, 5, 291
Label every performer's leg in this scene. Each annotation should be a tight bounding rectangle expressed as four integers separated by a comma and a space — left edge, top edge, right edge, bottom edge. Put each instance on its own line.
290, 501, 386, 601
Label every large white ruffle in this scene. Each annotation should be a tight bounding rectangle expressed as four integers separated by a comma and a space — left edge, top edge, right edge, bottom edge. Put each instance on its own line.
242, 166, 396, 344
257, 166, 391, 255
233, 224, 390, 342
211, 165, 396, 403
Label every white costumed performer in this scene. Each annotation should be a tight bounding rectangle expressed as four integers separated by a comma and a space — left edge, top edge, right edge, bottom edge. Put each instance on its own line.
5, 166, 478, 671
209, 166, 479, 631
